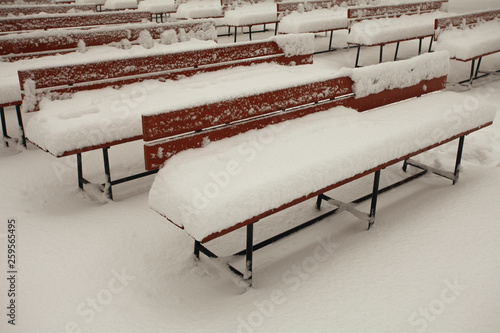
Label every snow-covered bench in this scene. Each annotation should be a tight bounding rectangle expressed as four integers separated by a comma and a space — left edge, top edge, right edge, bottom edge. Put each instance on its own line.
434, 9, 500, 86
0, 20, 216, 61
138, 0, 178, 22
222, 2, 279, 42
0, 10, 151, 33
347, 0, 448, 67
21, 35, 313, 199
143, 51, 495, 287
0, 4, 97, 16
277, 0, 351, 52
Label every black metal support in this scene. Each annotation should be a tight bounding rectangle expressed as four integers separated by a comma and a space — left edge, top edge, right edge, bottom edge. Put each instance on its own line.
274, 22, 278, 36
368, 170, 381, 230
355, 45, 361, 67
474, 57, 483, 80
0, 107, 9, 147
379, 44, 384, 63
15, 104, 26, 148
453, 136, 465, 185
194, 240, 200, 259
418, 37, 423, 55
77, 153, 84, 191
328, 30, 334, 51
102, 147, 113, 200
245, 224, 253, 285
394, 41, 400, 61
428, 37, 433, 52
233, 26, 237, 43
248, 25, 252, 41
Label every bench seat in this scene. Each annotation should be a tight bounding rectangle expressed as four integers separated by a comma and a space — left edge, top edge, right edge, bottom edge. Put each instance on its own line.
148, 90, 495, 242
347, 11, 446, 46
278, 8, 347, 34
434, 19, 500, 61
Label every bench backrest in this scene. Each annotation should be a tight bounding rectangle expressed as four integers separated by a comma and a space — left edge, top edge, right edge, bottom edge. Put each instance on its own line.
0, 4, 96, 17
434, 9, 500, 31
348, 0, 447, 23
0, 11, 151, 33
1, 20, 216, 60
142, 53, 448, 170
0, 0, 53, 3
18, 36, 313, 111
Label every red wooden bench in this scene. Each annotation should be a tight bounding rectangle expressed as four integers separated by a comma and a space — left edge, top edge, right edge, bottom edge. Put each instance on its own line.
142, 51, 495, 287
19, 36, 313, 199
0, 4, 96, 17
434, 9, 500, 86
347, 0, 448, 67
276, 0, 355, 53
0, 10, 151, 33
0, 0, 53, 4
0, 20, 216, 61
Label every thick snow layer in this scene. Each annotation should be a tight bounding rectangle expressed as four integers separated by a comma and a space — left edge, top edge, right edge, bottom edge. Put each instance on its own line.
103, 0, 138, 10
138, 0, 177, 13
76, 0, 106, 5
149, 91, 496, 241
347, 11, 447, 45
350, 50, 450, 98
25, 59, 328, 156
175, 0, 223, 19
0, 38, 218, 105
223, 2, 278, 26
435, 19, 500, 60
278, 8, 348, 34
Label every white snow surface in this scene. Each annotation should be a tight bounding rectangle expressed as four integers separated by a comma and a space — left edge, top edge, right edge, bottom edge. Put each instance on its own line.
175, 0, 223, 19
347, 11, 448, 45
435, 19, 500, 60
103, 0, 138, 10
278, 8, 348, 34
138, 0, 177, 13
1, 1, 500, 332
223, 2, 278, 26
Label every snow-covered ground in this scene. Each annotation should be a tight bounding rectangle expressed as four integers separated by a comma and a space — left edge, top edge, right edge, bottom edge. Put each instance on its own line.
1, 0, 499, 332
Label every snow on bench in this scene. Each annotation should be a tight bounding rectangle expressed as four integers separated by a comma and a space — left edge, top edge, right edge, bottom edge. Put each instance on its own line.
0, 19, 217, 61
0, 4, 97, 17
102, 0, 138, 11
0, 10, 151, 33
222, 2, 279, 42
347, 0, 448, 67
434, 9, 500, 86
138, 0, 178, 22
175, 0, 223, 20
277, 0, 352, 52
143, 51, 495, 286
22, 34, 314, 199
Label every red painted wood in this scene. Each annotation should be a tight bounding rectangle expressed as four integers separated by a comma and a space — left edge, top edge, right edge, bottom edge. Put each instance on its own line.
142, 76, 446, 170
18, 41, 284, 90
0, 11, 151, 32
348, 0, 447, 20
434, 9, 500, 30
0, 4, 96, 17
0, 21, 214, 57
143, 76, 353, 141
198, 121, 492, 243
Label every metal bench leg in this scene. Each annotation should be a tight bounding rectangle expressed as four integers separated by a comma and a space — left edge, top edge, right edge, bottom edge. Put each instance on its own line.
248, 26, 252, 41
394, 41, 400, 61
468, 58, 477, 86
329, 30, 334, 51
418, 37, 423, 55
245, 223, 254, 286
102, 147, 113, 200
355, 45, 361, 67
15, 104, 26, 148
233, 26, 237, 43
453, 136, 465, 185
77, 153, 84, 191
0, 107, 8, 147
474, 57, 483, 80
274, 22, 278, 35
194, 240, 200, 259
428, 37, 433, 52
379, 44, 384, 63
368, 170, 381, 230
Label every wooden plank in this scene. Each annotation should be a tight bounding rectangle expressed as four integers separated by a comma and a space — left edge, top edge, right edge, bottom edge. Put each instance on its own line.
348, 0, 447, 20
0, 11, 151, 32
434, 9, 500, 30
0, 20, 215, 57
0, 4, 96, 17
143, 76, 446, 170
18, 41, 285, 90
